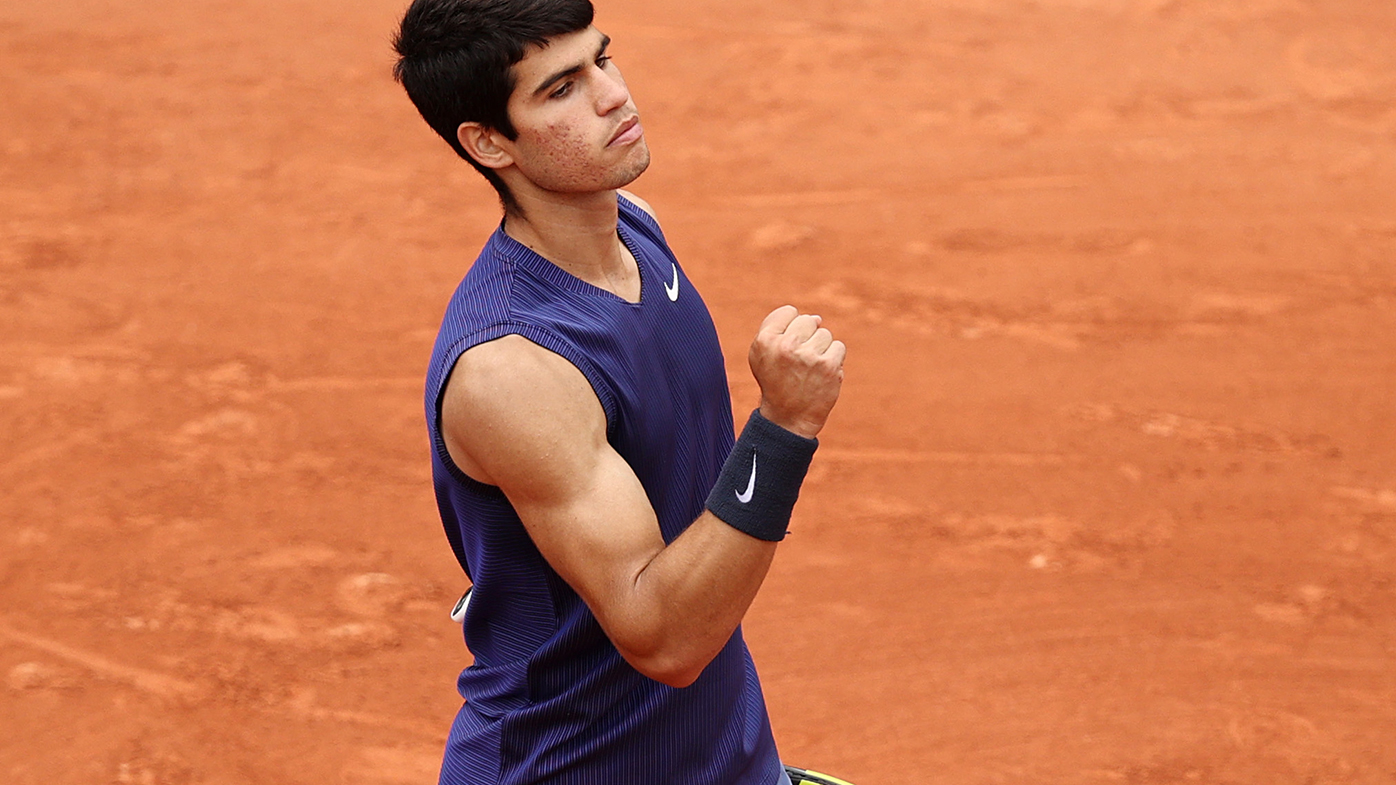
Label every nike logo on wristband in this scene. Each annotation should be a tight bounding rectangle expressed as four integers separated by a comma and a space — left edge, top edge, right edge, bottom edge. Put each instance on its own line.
736, 452, 757, 504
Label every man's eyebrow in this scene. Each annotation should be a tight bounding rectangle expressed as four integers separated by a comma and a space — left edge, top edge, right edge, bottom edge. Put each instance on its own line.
530, 34, 611, 98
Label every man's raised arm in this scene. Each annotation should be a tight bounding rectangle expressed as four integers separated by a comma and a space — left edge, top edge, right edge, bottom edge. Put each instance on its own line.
440, 306, 844, 687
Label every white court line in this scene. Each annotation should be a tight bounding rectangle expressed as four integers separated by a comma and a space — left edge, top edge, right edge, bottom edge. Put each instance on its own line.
0, 620, 441, 735
0, 620, 206, 700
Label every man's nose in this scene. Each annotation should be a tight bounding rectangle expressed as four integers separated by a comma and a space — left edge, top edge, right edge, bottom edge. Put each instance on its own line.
595, 67, 630, 114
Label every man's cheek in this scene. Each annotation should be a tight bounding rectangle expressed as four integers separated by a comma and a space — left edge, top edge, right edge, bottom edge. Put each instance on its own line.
549, 130, 595, 169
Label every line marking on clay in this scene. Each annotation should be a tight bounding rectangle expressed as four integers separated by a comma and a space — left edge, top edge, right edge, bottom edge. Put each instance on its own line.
0, 620, 206, 699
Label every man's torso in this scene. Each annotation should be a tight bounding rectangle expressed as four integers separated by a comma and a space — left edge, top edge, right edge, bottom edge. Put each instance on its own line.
424, 196, 784, 785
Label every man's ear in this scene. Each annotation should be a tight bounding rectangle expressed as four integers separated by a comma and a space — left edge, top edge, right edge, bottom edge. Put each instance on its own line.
457, 122, 514, 170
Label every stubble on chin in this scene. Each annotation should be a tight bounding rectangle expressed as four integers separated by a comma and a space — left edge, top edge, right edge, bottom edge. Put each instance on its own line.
611, 142, 652, 190
517, 129, 652, 195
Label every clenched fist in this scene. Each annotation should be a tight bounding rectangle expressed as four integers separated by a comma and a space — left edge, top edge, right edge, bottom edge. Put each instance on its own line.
749, 305, 846, 439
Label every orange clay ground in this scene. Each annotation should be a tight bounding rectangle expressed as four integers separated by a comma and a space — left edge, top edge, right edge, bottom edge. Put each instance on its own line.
2, 0, 1394, 782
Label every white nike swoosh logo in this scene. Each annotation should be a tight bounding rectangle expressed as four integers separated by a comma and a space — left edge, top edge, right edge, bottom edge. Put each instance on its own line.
735, 451, 756, 504
663, 263, 679, 302
449, 589, 471, 623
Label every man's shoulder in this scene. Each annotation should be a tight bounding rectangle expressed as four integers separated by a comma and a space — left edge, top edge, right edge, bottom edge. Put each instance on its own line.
617, 189, 657, 221
445, 336, 591, 423
426, 237, 527, 391
454, 334, 569, 392
437, 232, 537, 333
617, 189, 675, 254
441, 333, 607, 484
455, 233, 515, 289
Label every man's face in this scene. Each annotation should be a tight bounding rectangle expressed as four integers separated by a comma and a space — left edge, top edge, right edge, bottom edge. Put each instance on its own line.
502, 26, 650, 195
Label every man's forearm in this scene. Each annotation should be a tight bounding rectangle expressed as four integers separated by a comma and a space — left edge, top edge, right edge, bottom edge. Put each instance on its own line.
618, 511, 779, 687
611, 410, 821, 686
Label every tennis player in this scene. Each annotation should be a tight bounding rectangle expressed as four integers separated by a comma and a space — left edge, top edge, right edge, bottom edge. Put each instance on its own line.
393, 1, 849, 782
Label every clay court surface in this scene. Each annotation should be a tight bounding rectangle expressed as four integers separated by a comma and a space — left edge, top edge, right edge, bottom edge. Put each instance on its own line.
3, 0, 1395, 781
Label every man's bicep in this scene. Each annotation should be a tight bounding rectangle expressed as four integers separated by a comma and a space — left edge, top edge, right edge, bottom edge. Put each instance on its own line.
441, 336, 605, 494
513, 447, 666, 617
441, 337, 665, 611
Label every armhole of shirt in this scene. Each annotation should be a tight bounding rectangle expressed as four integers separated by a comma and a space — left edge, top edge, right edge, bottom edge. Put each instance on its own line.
430, 322, 621, 492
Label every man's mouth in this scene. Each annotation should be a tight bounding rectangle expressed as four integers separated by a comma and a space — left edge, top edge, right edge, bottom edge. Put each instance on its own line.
608, 116, 643, 147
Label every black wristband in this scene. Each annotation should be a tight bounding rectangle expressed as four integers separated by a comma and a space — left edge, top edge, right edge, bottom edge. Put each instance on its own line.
706, 409, 819, 542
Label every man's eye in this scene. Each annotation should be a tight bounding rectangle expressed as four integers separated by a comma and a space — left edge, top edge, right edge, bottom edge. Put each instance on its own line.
550, 82, 572, 99
596, 55, 612, 68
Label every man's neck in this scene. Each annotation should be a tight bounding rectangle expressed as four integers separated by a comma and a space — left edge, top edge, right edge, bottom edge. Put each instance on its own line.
502, 188, 639, 301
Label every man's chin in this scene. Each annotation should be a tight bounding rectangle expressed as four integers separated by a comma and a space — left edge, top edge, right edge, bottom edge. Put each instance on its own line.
610, 145, 651, 189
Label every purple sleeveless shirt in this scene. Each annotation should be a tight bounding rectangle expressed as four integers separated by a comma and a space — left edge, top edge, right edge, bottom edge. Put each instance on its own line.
424, 196, 785, 785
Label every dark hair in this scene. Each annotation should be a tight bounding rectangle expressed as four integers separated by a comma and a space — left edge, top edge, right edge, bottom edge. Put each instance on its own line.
392, 0, 595, 211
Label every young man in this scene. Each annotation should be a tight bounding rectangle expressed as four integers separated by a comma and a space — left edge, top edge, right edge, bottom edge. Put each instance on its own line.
393, 2, 847, 783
